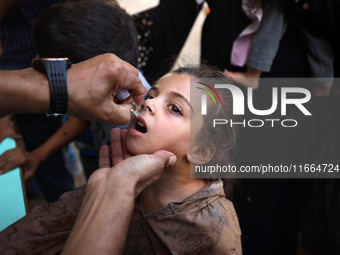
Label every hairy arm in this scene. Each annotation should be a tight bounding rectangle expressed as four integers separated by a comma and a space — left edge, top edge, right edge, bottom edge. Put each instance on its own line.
0, 68, 50, 117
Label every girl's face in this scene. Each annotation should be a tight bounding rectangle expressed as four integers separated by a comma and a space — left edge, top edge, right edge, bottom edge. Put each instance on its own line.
126, 73, 204, 159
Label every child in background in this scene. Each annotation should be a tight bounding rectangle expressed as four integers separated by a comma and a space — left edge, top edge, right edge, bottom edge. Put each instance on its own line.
0, 0, 150, 180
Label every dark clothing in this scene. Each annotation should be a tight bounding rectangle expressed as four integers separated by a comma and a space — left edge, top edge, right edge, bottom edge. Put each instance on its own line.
15, 113, 74, 202
201, 0, 250, 72
0, 0, 66, 66
201, 2, 340, 255
134, 0, 202, 84
201, 1, 308, 254
299, 96, 340, 255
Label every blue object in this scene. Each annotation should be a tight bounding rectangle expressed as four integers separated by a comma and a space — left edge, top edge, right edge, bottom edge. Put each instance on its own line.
0, 138, 27, 231
138, 68, 151, 90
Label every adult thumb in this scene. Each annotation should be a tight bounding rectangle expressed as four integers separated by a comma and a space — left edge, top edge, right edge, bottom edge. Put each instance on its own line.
107, 103, 132, 125
153, 150, 177, 168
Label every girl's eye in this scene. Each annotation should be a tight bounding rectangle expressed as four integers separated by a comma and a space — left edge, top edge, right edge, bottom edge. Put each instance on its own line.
145, 95, 154, 100
169, 104, 183, 115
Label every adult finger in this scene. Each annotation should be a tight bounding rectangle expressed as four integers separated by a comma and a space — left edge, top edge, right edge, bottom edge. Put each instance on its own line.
110, 128, 124, 166
114, 150, 176, 196
103, 102, 132, 125
96, 54, 145, 107
98, 145, 111, 169
153, 150, 177, 168
120, 129, 133, 159
106, 54, 145, 106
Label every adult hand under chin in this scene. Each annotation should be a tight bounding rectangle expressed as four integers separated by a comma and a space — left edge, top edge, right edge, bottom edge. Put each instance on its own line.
88, 127, 177, 198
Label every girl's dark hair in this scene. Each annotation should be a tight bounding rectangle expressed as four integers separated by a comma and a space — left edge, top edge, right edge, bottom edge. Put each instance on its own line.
33, 0, 138, 66
171, 65, 238, 200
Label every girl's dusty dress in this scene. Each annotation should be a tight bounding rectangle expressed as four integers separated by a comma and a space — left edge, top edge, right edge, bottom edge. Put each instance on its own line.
126, 180, 241, 254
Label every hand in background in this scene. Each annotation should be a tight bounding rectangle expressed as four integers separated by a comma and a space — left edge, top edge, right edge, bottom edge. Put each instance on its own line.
0, 116, 22, 142
0, 147, 39, 181
224, 66, 262, 90
313, 81, 333, 97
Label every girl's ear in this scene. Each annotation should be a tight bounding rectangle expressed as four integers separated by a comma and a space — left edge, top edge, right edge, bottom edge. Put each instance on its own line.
187, 143, 216, 165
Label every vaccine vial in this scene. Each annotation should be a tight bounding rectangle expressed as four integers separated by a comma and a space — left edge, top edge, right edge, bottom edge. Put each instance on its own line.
115, 89, 139, 117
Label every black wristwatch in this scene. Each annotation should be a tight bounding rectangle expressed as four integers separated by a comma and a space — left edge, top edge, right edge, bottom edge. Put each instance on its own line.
32, 57, 72, 117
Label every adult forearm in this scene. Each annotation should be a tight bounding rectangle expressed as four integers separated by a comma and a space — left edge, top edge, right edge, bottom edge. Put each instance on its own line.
62, 179, 135, 255
0, 68, 49, 117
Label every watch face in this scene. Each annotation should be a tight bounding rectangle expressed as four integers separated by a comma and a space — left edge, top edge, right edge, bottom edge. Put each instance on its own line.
32, 58, 72, 70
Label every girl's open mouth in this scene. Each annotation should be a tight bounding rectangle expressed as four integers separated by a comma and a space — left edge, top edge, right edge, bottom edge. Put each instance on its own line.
132, 115, 147, 134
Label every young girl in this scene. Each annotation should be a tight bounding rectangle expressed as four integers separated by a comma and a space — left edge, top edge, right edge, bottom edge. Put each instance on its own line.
123, 66, 241, 254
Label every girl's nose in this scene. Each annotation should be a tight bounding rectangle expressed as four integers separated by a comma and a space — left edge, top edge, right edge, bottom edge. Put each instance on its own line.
141, 98, 156, 115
